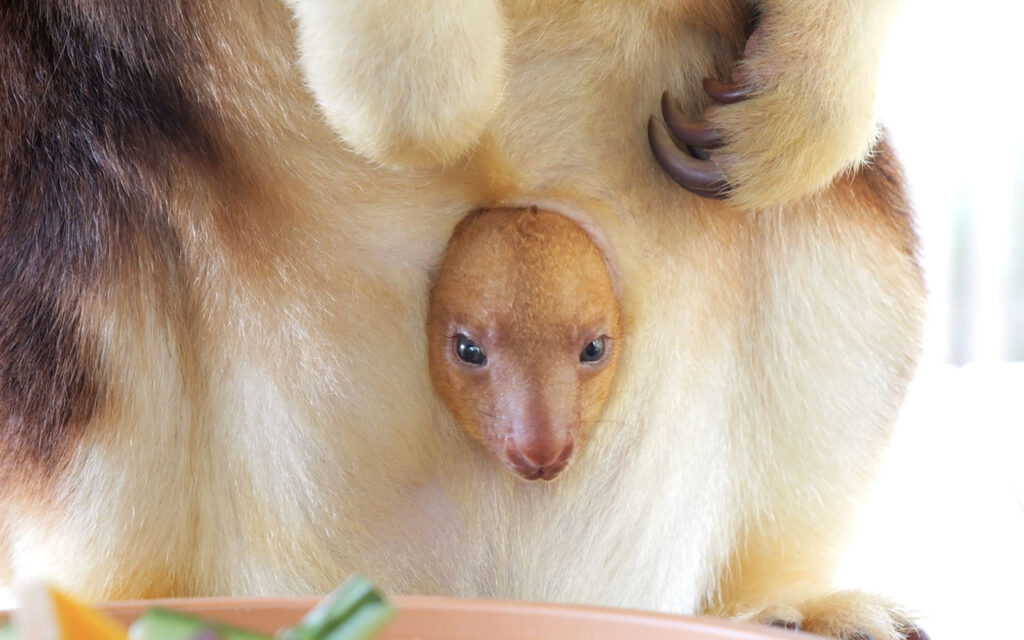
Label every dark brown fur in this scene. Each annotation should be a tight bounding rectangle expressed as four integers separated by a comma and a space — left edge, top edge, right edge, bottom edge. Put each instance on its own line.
0, 0, 214, 486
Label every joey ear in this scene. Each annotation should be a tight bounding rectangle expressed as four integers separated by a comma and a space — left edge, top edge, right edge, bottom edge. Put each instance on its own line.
287, 0, 507, 168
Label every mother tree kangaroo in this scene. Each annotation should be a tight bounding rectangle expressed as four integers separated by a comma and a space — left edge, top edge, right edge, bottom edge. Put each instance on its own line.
0, 1, 925, 638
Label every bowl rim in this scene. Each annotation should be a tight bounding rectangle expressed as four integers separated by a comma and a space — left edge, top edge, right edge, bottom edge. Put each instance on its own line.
2, 594, 798, 639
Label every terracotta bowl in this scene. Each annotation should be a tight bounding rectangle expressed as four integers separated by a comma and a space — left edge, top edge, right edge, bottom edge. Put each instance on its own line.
1, 595, 807, 639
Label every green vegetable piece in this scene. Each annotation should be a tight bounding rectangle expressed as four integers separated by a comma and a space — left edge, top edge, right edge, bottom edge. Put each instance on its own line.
129, 608, 271, 640
0, 622, 15, 640
279, 575, 395, 640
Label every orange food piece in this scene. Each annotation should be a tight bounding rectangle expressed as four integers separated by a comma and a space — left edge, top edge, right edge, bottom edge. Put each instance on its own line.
12, 582, 127, 640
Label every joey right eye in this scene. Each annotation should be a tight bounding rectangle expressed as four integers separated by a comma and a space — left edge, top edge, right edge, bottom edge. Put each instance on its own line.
455, 334, 487, 366
580, 337, 607, 363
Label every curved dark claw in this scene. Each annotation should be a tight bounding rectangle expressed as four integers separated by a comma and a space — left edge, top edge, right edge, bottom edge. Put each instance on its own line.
903, 627, 931, 640
660, 91, 723, 149
703, 77, 752, 104
767, 619, 800, 631
647, 117, 729, 199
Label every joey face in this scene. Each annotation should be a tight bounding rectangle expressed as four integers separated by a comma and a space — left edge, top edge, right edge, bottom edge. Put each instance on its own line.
427, 207, 621, 481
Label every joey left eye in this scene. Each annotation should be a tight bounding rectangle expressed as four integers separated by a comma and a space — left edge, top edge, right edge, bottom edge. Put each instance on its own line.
579, 338, 606, 363
455, 334, 487, 366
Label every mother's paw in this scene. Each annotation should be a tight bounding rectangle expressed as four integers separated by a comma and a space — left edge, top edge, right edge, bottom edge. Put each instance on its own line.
287, 0, 505, 168
740, 592, 928, 640
649, 1, 896, 209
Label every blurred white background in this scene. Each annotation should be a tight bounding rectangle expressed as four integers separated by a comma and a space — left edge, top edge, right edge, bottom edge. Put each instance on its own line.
839, 0, 1024, 638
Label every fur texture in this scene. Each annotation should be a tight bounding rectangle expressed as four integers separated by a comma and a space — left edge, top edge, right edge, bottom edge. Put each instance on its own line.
0, 1, 923, 638
285, 0, 506, 167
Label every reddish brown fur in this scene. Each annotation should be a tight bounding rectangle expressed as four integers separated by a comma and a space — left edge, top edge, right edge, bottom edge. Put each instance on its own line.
839, 136, 920, 261
427, 208, 622, 480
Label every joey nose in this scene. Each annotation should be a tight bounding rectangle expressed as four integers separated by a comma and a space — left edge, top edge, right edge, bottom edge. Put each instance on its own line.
511, 431, 574, 469
516, 437, 560, 468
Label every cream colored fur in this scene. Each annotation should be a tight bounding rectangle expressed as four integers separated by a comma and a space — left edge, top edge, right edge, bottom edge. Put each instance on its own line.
708, 0, 903, 209
285, 0, 506, 167
1, 2, 922, 639
289, 0, 900, 209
